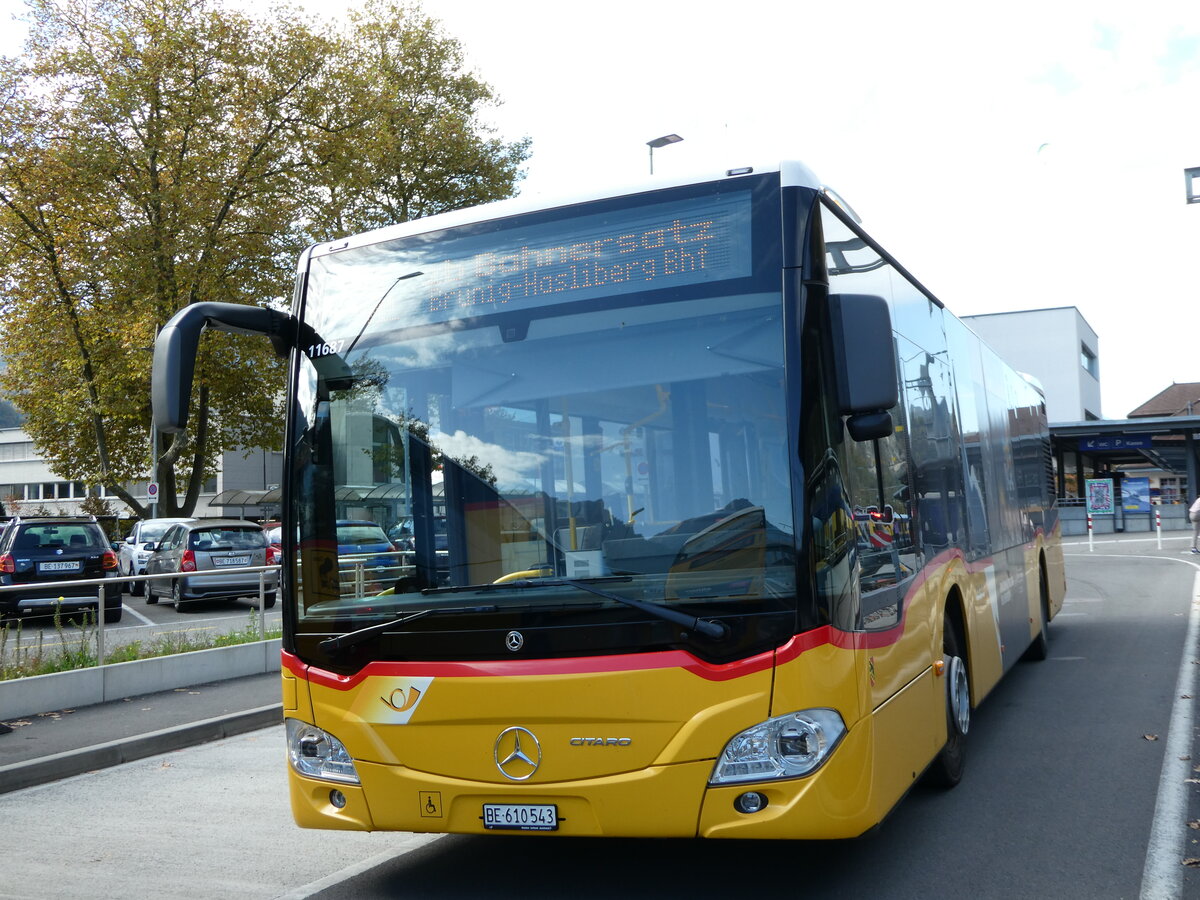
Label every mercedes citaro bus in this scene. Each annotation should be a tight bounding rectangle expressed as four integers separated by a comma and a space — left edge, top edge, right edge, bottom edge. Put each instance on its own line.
152, 160, 1064, 839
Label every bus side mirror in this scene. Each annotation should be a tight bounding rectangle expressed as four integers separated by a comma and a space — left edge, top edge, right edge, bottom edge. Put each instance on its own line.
828, 293, 899, 442
152, 301, 354, 434
153, 302, 294, 434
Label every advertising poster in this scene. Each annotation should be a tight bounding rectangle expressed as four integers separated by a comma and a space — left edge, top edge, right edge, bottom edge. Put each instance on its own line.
1086, 478, 1115, 515
1122, 477, 1151, 513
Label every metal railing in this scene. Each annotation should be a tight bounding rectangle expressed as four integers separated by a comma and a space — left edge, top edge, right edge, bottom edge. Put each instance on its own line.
0, 564, 280, 666
3, 549, 431, 668
335, 549, 421, 598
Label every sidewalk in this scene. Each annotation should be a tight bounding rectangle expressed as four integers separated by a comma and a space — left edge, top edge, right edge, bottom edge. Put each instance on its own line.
0, 671, 281, 794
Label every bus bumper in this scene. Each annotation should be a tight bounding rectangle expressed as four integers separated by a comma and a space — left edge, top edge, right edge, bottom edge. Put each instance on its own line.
286, 715, 883, 839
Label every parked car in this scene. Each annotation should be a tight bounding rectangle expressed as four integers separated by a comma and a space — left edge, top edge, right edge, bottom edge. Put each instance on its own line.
0, 516, 122, 624
387, 515, 449, 583
337, 519, 401, 595
387, 515, 448, 552
118, 517, 194, 596
145, 519, 279, 612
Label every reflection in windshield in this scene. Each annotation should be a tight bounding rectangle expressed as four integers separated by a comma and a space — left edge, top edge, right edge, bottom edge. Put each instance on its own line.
292, 289, 797, 629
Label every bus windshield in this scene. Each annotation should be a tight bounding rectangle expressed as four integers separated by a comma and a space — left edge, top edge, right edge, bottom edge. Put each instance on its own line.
288, 175, 798, 664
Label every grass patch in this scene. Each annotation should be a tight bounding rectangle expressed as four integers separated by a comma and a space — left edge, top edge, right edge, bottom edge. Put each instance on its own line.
0, 609, 281, 681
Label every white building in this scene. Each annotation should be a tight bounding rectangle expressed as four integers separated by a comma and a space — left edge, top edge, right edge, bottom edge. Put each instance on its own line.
0, 426, 281, 523
962, 306, 1102, 423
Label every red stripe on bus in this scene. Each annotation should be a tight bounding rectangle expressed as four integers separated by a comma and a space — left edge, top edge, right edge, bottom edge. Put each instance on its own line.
283, 643, 785, 689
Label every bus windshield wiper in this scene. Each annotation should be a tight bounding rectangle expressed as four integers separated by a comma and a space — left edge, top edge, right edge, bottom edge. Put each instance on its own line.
318, 604, 497, 655
507, 578, 729, 641
420, 576, 729, 640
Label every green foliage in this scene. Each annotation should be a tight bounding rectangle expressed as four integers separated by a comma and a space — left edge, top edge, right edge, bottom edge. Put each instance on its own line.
0, 0, 529, 517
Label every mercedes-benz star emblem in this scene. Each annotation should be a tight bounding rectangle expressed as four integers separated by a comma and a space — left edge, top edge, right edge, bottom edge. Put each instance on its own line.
505, 630, 524, 652
494, 726, 541, 781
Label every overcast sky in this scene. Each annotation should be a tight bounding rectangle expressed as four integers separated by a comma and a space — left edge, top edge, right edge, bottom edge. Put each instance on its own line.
2, 0, 1197, 419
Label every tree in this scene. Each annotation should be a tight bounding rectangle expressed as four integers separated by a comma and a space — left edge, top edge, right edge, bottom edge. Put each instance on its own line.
306, 0, 531, 236
0, 0, 529, 517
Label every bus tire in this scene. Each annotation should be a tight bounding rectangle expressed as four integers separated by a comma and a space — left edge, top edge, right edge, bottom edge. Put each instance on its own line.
928, 614, 969, 788
1023, 564, 1051, 662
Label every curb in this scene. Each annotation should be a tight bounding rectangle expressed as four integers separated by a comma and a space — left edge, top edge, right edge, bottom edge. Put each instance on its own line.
0, 703, 282, 795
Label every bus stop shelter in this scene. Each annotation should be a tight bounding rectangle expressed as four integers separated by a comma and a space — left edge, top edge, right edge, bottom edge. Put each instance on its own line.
1049, 414, 1200, 534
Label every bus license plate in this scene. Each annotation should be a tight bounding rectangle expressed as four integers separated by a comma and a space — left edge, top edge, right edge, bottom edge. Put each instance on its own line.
38, 560, 81, 573
482, 803, 558, 831
213, 555, 251, 567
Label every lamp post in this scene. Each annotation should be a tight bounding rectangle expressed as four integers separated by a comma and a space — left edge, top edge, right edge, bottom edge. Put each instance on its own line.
647, 134, 683, 174
1186, 166, 1200, 204
140, 332, 160, 517
1186, 169, 1200, 502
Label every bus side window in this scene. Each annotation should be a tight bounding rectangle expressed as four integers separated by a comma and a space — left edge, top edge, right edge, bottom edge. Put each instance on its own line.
847, 426, 915, 626
806, 449, 856, 631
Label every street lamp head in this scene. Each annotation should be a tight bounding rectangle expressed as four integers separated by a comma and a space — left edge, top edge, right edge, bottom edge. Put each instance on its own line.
646, 135, 683, 175
647, 134, 683, 149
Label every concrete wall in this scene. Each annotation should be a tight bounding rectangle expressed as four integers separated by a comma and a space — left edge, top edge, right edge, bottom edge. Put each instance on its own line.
1059, 505, 1190, 536
0, 638, 282, 720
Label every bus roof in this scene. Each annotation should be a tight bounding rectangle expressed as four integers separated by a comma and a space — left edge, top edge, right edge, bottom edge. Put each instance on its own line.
301, 160, 824, 265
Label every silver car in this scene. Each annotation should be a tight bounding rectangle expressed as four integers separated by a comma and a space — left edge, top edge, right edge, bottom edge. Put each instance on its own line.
145, 518, 279, 612
118, 517, 193, 597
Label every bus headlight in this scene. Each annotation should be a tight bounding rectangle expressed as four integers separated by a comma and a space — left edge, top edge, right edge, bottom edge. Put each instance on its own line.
709, 709, 846, 785
286, 719, 361, 785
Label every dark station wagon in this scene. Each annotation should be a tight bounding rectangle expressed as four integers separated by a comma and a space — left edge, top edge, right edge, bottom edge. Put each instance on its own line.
0, 516, 122, 624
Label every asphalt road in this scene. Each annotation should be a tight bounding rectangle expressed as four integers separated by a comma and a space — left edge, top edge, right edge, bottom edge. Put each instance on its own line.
0, 533, 1196, 899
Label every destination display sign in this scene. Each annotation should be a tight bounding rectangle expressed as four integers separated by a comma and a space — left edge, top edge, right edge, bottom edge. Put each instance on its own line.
319, 191, 756, 333
425, 193, 751, 318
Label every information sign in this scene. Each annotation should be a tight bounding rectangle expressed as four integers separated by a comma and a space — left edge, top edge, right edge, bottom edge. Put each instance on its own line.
1086, 478, 1115, 515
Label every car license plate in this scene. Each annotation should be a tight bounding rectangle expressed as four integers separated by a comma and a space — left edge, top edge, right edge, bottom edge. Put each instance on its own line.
213, 555, 251, 567
38, 560, 81, 573
482, 803, 558, 831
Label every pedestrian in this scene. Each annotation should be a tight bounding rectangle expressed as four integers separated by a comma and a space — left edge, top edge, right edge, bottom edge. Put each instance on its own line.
1190, 494, 1200, 553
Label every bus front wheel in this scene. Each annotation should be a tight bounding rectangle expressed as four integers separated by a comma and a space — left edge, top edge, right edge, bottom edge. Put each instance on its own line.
927, 615, 969, 787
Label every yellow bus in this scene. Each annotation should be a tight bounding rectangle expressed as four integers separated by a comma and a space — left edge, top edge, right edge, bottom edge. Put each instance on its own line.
153, 161, 1065, 838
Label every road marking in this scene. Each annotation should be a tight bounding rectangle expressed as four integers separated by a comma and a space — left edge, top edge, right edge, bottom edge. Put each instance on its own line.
1139, 567, 1200, 900
275, 836, 443, 899
122, 604, 155, 626
1047, 656, 1086, 661
1063, 536, 1193, 548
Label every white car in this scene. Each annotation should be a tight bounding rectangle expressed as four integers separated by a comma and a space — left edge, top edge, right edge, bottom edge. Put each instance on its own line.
118, 517, 194, 596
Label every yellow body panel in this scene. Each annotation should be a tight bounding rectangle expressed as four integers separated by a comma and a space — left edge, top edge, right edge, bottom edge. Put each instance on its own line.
702, 666, 943, 838
959, 561, 1005, 701
284, 533, 1063, 838
307, 663, 773, 780
286, 630, 946, 838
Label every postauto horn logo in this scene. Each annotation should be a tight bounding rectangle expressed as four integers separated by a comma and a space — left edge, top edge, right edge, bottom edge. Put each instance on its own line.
372, 677, 433, 724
